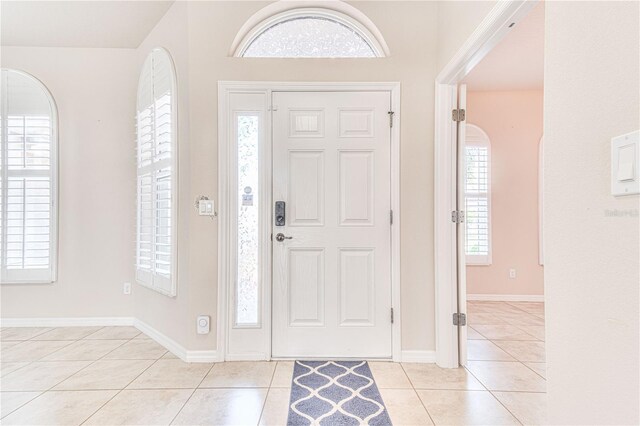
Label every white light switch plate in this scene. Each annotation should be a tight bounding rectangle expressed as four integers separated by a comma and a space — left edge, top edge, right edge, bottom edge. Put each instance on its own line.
198, 199, 215, 216
611, 130, 640, 196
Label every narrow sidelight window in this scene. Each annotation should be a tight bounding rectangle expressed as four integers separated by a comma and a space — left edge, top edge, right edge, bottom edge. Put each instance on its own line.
235, 114, 260, 326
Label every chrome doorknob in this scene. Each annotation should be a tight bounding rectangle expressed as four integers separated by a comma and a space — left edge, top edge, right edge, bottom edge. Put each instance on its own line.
275, 233, 293, 242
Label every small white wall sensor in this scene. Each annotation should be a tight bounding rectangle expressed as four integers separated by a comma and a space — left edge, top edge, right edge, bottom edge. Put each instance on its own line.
197, 315, 210, 334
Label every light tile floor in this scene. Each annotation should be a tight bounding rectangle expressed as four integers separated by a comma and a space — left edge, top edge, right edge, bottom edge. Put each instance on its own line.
0, 302, 546, 425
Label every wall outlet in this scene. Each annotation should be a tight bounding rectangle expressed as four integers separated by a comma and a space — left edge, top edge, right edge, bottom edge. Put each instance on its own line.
509, 269, 517, 279
197, 315, 210, 334
123, 282, 131, 295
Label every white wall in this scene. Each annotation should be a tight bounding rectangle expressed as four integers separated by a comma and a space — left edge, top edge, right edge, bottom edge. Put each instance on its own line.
544, 2, 639, 424
0, 47, 138, 319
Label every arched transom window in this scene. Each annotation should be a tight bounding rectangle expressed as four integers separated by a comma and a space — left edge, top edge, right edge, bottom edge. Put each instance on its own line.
234, 7, 388, 58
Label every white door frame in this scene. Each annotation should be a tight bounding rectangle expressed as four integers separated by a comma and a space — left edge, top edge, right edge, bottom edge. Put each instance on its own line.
434, 0, 540, 368
218, 81, 401, 362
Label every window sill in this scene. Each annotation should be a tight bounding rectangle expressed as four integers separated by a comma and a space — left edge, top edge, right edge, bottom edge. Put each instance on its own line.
135, 279, 177, 298
466, 255, 492, 266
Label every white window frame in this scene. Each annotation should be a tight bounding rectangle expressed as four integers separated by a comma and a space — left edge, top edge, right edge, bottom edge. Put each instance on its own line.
538, 135, 544, 265
230, 4, 390, 58
0, 69, 58, 284
135, 48, 178, 297
464, 123, 492, 266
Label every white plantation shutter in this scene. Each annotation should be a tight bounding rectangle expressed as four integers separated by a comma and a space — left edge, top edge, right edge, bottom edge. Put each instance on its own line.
465, 124, 491, 265
1, 69, 57, 283
136, 48, 177, 296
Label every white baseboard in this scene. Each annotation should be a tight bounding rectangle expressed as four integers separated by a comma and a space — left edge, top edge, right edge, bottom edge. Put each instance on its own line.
0, 316, 217, 363
401, 350, 436, 363
225, 352, 269, 362
0, 317, 135, 327
133, 319, 217, 363
467, 294, 544, 302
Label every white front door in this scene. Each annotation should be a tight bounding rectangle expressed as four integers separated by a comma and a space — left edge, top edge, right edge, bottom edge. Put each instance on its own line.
271, 91, 392, 358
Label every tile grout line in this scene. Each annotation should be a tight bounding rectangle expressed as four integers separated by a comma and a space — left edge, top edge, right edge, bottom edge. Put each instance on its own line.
78, 347, 168, 425
467, 302, 547, 424
0, 328, 137, 421
490, 341, 545, 366
1, 326, 61, 343
463, 360, 524, 426
399, 363, 437, 425
167, 360, 218, 425
0, 336, 40, 401
77, 330, 169, 425
256, 361, 280, 425
0, 390, 41, 420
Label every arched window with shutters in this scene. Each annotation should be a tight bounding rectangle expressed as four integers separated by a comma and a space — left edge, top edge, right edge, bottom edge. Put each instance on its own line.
465, 124, 492, 265
0, 69, 58, 284
135, 48, 178, 296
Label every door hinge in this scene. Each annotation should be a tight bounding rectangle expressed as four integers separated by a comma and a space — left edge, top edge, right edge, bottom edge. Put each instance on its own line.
451, 210, 465, 223
388, 111, 395, 128
453, 313, 466, 326
452, 108, 466, 122
391, 308, 394, 324
390, 210, 393, 225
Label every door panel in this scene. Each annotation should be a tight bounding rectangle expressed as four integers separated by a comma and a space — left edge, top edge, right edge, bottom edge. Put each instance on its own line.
272, 91, 392, 358
288, 151, 324, 225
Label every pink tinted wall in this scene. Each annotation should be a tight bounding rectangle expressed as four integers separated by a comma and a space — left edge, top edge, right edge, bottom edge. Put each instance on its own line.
466, 90, 544, 296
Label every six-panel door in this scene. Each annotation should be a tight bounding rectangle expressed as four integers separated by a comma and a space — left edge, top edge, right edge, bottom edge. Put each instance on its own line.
271, 91, 392, 358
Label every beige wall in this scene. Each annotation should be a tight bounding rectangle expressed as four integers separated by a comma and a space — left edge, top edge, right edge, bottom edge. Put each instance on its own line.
0, 47, 138, 318
544, 1, 639, 424
133, 3, 201, 349
466, 90, 544, 296
0, 1, 440, 353
436, 0, 497, 73
187, 0, 438, 351
126, 1, 440, 351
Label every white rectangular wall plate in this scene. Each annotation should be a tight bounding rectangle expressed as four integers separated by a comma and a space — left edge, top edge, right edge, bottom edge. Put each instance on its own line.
611, 130, 640, 196
198, 199, 215, 216
197, 315, 210, 334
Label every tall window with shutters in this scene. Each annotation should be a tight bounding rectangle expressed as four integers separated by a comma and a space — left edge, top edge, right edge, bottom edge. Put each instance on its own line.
465, 124, 491, 265
136, 48, 177, 296
0, 69, 58, 284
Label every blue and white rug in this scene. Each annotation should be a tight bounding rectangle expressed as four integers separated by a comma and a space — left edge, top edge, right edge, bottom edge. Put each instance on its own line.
287, 360, 392, 426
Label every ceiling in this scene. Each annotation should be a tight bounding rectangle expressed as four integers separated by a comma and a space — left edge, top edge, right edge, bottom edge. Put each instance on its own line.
1, 1, 174, 48
463, 2, 544, 91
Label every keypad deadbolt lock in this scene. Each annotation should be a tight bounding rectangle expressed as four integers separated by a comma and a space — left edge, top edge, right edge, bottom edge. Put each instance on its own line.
275, 201, 286, 226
